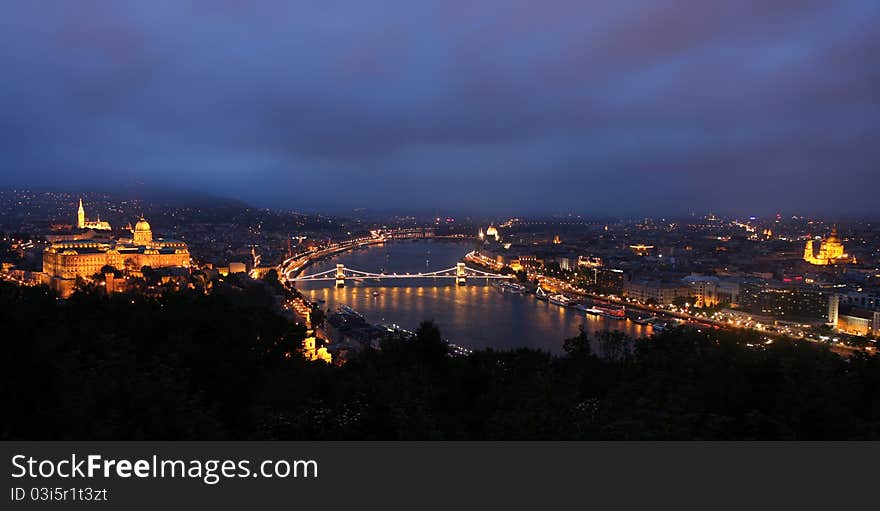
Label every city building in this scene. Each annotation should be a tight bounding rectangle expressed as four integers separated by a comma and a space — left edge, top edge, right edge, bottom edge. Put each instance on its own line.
838, 291, 880, 310
803, 228, 854, 265
629, 244, 654, 256
829, 293, 880, 337
624, 279, 691, 305
714, 281, 741, 306
76, 198, 112, 231
558, 257, 571, 271
738, 281, 832, 320
43, 212, 190, 297
594, 268, 627, 295
302, 330, 332, 364
577, 256, 602, 268
683, 275, 720, 307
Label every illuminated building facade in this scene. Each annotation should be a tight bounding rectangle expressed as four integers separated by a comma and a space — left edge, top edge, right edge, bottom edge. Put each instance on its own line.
836, 311, 880, 337
624, 279, 690, 305
43, 215, 190, 297
738, 282, 832, 320
804, 228, 854, 265
299, 312, 332, 363
302, 331, 332, 363
683, 276, 720, 307
629, 244, 654, 256
76, 198, 112, 231
829, 293, 880, 337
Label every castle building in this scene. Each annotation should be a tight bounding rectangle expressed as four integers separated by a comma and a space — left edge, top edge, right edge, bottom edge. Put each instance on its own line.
43, 207, 190, 297
76, 198, 112, 231
803, 228, 855, 265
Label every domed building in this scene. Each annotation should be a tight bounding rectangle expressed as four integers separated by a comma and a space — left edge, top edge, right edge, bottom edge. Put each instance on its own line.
483, 225, 500, 242
43, 205, 190, 297
133, 217, 153, 245
804, 228, 855, 265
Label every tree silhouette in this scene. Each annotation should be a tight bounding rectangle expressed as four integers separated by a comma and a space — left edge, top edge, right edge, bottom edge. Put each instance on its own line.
2, 280, 880, 440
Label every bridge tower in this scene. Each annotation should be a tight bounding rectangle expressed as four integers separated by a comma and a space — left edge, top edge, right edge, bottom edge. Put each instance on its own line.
456, 262, 467, 286
336, 264, 346, 287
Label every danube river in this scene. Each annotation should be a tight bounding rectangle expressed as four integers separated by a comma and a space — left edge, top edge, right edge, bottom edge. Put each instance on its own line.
296, 239, 652, 353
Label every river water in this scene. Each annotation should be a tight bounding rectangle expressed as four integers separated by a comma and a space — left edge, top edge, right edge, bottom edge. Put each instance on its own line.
296, 240, 652, 353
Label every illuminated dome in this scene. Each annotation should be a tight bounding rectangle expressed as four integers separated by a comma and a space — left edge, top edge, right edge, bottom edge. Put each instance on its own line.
135, 218, 151, 232
485, 225, 498, 237
133, 217, 153, 245
826, 228, 839, 244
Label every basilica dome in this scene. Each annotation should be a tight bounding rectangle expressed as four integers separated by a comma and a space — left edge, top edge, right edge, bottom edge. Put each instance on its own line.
825, 228, 840, 244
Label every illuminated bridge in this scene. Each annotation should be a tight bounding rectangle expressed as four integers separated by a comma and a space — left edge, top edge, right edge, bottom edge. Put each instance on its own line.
287, 262, 512, 287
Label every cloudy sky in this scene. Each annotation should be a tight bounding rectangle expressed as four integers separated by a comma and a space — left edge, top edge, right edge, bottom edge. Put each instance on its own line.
1, 1, 878, 216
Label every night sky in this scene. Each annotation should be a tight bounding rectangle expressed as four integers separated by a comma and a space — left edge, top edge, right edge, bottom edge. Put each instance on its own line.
1, 1, 878, 216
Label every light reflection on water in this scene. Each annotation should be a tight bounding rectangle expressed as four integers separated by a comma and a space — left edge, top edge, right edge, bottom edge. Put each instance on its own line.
297, 240, 650, 353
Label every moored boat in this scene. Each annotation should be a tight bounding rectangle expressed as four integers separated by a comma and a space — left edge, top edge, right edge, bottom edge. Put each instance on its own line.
534, 286, 549, 301
594, 303, 626, 319
499, 281, 528, 294
651, 321, 668, 332
577, 304, 602, 315
630, 314, 652, 325
548, 294, 572, 307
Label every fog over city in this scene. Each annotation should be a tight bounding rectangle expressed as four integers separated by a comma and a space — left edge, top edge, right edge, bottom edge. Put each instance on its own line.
1, 1, 878, 216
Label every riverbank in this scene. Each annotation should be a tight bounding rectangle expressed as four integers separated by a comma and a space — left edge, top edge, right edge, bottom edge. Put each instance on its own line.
294, 240, 652, 353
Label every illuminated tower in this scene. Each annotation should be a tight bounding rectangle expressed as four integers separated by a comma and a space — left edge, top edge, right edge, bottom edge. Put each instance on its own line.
336, 264, 345, 287
828, 295, 839, 328
77, 198, 85, 229
803, 240, 815, 263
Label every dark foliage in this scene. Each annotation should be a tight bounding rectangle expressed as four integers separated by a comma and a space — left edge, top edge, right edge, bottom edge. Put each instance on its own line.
2, 281, 879, 440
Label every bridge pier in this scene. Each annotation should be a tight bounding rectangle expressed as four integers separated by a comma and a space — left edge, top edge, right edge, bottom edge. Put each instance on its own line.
456, 262, 467, 286
336, 264, 345, 287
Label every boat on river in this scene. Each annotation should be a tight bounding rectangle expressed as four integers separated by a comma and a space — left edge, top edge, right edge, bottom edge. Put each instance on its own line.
593, 303, 626, 320
549, 294, 572, 307
534, 286, 549, 301
630, 314, 653, 325
337, 304, 366, 321
498, 281, 528, 294
574, 303, 601, 315
650, 321, 668, 332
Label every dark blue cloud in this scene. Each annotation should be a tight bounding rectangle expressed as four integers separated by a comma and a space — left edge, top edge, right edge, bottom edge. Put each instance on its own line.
0, 0, 877, 216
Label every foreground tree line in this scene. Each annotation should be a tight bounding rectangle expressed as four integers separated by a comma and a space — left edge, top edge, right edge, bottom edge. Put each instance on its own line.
2, 281, 879, 440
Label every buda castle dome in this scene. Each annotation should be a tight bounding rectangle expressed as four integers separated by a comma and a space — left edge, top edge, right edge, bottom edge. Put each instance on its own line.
134, 218, 151, 232
133, 216, 153, 245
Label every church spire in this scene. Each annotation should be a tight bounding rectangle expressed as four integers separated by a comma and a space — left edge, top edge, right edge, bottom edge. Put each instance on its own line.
77, 198, 85, 229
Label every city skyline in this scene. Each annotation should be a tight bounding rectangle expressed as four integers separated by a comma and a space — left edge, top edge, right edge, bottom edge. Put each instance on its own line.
1, 1, 878, 216
7, 1, 880, 494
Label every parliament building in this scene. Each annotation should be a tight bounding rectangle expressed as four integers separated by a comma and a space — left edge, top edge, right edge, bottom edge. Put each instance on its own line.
43, 201, 191, 296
